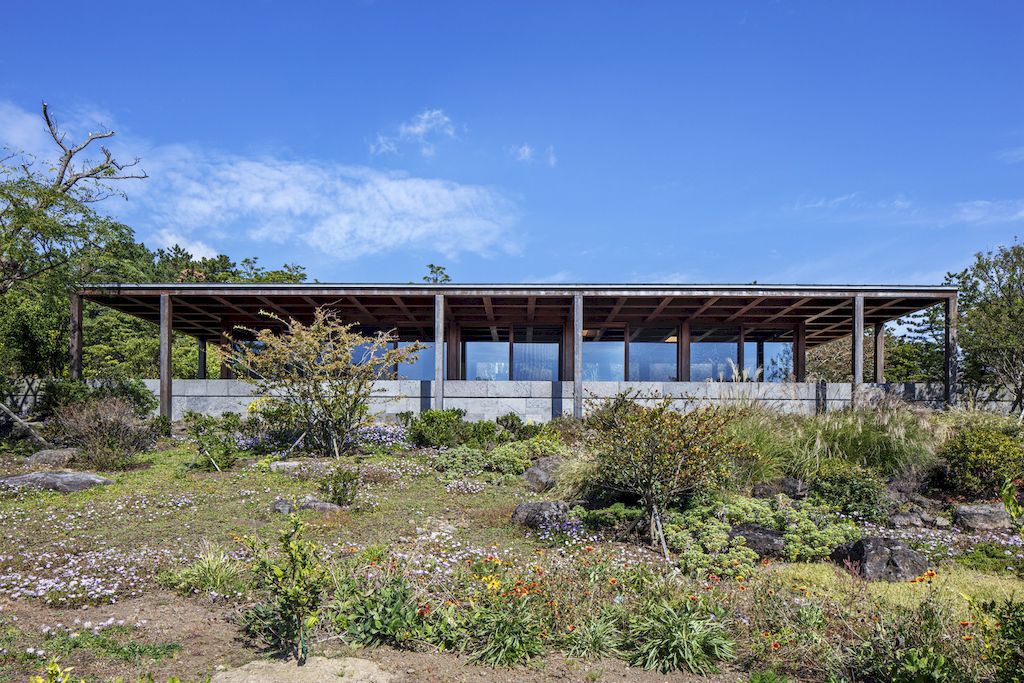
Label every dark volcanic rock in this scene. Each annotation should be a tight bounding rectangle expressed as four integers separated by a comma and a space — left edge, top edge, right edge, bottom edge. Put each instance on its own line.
0, 471, 112, 493
511, 501, 570, 529
270, 498, 295, 514
25, 448, 78, 468
729, 523, 785, 558
954, 503, 1011, 531
752, 477, 807, 500
522, 456, 563, 493
830, 537, 929, 582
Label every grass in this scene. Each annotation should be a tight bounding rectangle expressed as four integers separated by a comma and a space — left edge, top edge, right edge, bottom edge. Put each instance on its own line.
43, 626, 182, 663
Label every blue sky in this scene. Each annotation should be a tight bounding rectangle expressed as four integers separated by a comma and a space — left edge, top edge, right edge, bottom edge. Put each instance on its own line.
3, 1, 1023, 285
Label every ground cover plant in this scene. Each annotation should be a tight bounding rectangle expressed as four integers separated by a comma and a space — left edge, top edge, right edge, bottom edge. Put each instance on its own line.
2, 395, 1024, 681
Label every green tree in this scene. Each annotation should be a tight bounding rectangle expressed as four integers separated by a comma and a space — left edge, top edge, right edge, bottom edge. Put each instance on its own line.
423, 263, 451, 283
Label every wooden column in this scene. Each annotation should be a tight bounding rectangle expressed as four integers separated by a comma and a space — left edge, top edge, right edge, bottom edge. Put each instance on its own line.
756, 341, 765, 382
69, 293, 83, 380
944, 295, 958, 406
736, 326, 746, 382
573, 293, 583, 419
851, 296, 865, 405
562, 317, 573, 383
677, 321, 691, 381
433, 294, 445, 410
219, 323, 234, 379
794, 321, 807, 381
197, 338, 207, 379
873, 323, 885, 384
159, 293, 173, 421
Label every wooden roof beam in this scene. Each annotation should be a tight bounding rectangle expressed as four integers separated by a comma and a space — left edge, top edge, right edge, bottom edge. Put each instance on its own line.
723, 297, 767, 323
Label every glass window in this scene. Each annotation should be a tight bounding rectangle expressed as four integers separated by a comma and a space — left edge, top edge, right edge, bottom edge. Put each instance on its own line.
396, 340, 433, 380
583, 327, 625, 381
629, 327, 677, 381
763, 341, 793, 382
743, 341, 759, 381
463, 327, 510, 380
691, 340, 738, 381
512, 326, 561, 381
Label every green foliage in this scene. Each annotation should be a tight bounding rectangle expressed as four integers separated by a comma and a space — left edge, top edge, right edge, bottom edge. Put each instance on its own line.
406, 409, 469, 448
564, 610, 623, 659
182, 412, 240, 471
587, 392, 738, 538
159, 545, 246, 597
626, 598, 736, 674
496, 412, 543, 441
575, 503, 644, 530
431, 444, 530, 476
978, 599, 1024, 683
464, 596, 545, 666
808, 462, 887, 522
53, 397, 156, 470
318, 463, 360, 506
748, 672, 792, 683
334, 569, 422, 648
242, 517, 329, 664
41, 626, 181, 664
664, 511, 760, 579
36, 378, 157, 418
939, 424, 1024, 498
955, 541, 1024, 576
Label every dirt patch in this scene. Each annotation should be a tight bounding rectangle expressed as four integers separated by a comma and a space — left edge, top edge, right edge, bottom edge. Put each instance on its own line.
213, 655, 394, 682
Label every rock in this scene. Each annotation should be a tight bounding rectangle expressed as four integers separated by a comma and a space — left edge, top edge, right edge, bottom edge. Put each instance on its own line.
522, 456, 563, 493
752, 476, 807, 500
933, 516, 952, 529
297, 494, 342, 513
954, 503, 1011, 531
270, 498, 295, 514
25, 448, 78, 468
729, 523, 784, 558
889, 511, 923, 528
511, 501, 570, 529
269, 460, 303, 473
212, 656, 394, 682
830, 537, 930, 582
0, 471, 112, 493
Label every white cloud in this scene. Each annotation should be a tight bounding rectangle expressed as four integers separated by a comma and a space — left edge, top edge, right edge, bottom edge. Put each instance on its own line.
371, 108, 456, 157
0, 100, 521, 261
511, 143, 534, 162
951, 199, 1024, 225
545, 145, 557, 168
792, 192, 861, 211
996, 146, 1024, 164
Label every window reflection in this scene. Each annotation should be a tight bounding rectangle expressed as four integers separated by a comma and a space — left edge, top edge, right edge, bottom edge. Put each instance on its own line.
583, 327, 625, 381
463, 327, 510, 380
396, 340, 433, 380
629, 327, 677, 381
691, 341, 737, 381
512, 326, 561, 381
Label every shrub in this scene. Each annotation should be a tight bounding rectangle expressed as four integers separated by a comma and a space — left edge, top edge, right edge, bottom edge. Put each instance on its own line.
406, 409, 469, 448
318, 463, 360, 506
36, 378, 157, 419
337, 570, 422, 647
242, 517, 329, 664
347, 424, 407, 453
53, 398, 155, 470
564, 610, 623, 659
160, 544, 246, 598
626, 598, 736, 674
496, 412, 542, 441
978, 599, 1024, 683
465, 420, 499, 449
664, 512, 760, 579
939, 424, 1024, 498
464, 595, 545, 666
587, 392, 739, 543
182, 412, 240, 471
576, 503, 644, 531
808, 462, 887, 522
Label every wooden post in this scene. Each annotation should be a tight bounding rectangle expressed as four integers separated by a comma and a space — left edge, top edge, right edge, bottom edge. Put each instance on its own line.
736, 326, 746, 382
756, 341, 765, 382
69, 293, 83, 380
794, 322, 807, 381
562, 317, 573, 383
159, 294, 173, 421
434, 294, 444, 410
873, 323, 885, 384
851, 296, 865, 405
573, 293, 583, 419
944, 295, 958, 406
197, 338, 207, 379
445, 317, 459, 380
677, 321, 691, 381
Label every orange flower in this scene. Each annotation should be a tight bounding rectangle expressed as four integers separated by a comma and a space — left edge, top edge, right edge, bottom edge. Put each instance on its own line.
688, 594, 698, 601
963, 635, 974, 642
609, 577, 619, 585
771, 641, 781, 651
583, 545, 595, 553
959, 621, 972, 627
762, 631, 771, 638
739, 585, 748, 591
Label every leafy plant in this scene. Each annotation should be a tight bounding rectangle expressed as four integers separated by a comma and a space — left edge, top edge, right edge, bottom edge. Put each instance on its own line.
36, 378, 157, 419
808, 462, 887, 522
241, 516, 329, 664
978, 598, 1024, 683
939, 424, 1024, 498
564, 611, 623, 659
318, 463, 360, 506
464, 595, 545, 666
626, 598, 736, 674
406, 409, 469, 448
159, 544, 246, 597
182, 412, 240, 471
336, 570, 422, 648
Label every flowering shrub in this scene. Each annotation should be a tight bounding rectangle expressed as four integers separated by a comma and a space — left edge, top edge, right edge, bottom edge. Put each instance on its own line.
348, 424, 407, 453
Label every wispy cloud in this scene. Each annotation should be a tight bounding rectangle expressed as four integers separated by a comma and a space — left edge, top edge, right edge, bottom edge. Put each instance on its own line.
791, 192, 862, 211
510, 143, 534, 162
996, 146, 1024, 164
544, 145, 557, 168
509, 142, 556, 167
371, 108, 456, 157
951, 199, 1024, 225
0, 100, 521, 261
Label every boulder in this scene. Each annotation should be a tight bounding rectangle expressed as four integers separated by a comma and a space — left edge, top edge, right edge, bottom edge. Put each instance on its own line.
752, 477, 807, 500
889, 511, 923, 528
729, 523, 784, 558
297, 494, 342, 513
270, 498, 295, 514
269, 460, 303, 473
522, 456, 563, 493
25, 448, 78, 468
954, 503, 1011, 531
830, 537, 929, 582
0, 471, 112, 493
511, 501, 570, 529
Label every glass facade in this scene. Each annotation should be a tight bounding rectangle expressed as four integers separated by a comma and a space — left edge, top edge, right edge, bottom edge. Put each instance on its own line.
396, 340, 434, 380
463, 327, 510, 380
512, 326, 561, 381
691, 341, 738, 381
628, 327, 677, 381
582, 327, 625, 381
